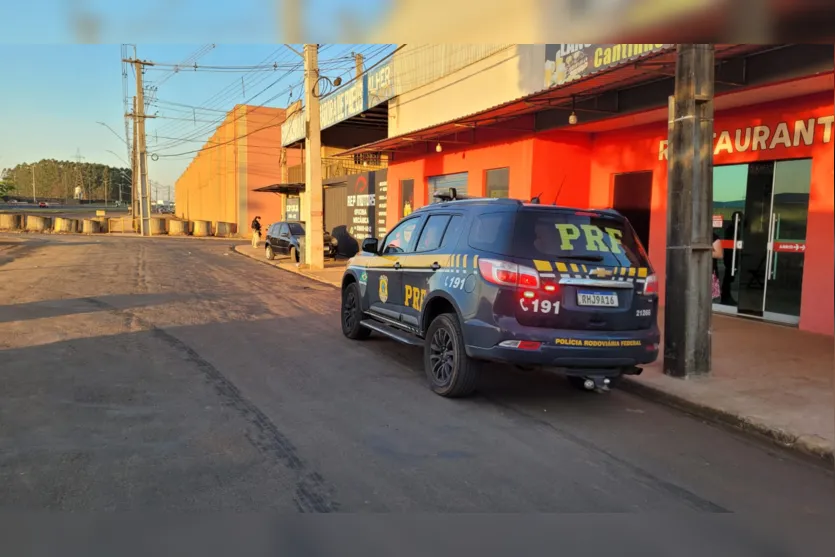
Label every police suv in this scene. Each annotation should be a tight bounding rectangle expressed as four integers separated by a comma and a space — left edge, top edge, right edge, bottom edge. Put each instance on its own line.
340, 190, 660, 398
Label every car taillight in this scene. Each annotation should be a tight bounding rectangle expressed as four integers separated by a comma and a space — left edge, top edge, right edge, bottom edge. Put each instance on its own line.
643, 274, 658, 295
478, 258, 540, 289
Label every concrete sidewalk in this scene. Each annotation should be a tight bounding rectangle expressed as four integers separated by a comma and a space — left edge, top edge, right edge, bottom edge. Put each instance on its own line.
233, 243, 833, 462
234, 244, 343, 287
622, 313, 833, 463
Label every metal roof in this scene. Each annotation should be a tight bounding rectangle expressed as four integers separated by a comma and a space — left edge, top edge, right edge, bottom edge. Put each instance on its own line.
253, 183, 305, 194
337, 44, 768, 157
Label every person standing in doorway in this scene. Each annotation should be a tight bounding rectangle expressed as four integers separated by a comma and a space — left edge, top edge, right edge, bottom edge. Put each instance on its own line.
712, 231, 723, 301
251, 216, 262, 248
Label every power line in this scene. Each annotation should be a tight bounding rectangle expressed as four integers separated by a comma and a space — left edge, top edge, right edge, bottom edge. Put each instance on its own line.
156, 44, 402, 159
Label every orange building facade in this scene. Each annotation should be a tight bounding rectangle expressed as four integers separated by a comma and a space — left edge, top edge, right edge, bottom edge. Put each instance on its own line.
175, 105, 297, 235
384, 86, 834, 336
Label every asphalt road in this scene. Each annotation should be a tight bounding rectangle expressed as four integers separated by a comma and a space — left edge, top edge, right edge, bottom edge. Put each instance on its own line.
0, 234, 832, 551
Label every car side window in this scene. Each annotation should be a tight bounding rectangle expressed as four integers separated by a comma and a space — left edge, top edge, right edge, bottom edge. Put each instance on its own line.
382, 218, 421, 255
415, 215, 451, 253
440, 214, 465, 249
279, 224, 290, 236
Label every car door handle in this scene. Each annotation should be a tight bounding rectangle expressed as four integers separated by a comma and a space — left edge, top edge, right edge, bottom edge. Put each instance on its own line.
394, 262, 401, 270
430, 262, 440, 270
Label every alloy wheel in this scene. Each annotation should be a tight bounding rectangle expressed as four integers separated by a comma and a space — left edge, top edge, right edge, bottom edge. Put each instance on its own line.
429, 327, 454, 385
342, 290, 357, 330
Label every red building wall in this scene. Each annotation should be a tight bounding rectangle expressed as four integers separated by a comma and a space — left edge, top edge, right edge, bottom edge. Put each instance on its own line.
385, 92, 833, 335
587, 92, 833, 335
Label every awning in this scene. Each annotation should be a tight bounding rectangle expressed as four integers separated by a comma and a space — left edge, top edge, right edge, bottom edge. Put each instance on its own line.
253, 182, 305, 194
337, 44, 765, 157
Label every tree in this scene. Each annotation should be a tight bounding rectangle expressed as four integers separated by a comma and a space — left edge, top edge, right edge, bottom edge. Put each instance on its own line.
1, 159, 132, 201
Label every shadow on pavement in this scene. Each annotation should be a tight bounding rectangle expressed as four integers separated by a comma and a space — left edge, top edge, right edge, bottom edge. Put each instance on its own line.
0, 292, 201, 324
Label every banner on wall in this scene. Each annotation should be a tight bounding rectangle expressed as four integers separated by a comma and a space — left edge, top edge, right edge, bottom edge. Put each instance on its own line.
544, 44, 672, 89
376, 174, 389, 238
346, 169, 388, 240
285, 196, 300, 221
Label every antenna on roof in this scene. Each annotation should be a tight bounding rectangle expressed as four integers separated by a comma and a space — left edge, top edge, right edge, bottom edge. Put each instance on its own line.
530, 191, 543, 204
553, 174, 567, 205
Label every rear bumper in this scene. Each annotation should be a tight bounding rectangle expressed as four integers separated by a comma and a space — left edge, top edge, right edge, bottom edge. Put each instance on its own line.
464, 321, 660, 373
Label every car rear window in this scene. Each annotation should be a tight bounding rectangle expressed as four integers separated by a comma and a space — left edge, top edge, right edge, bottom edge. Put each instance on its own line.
467, 211, 515, 255
512, 209, 650, 268
288, 223, 304, 235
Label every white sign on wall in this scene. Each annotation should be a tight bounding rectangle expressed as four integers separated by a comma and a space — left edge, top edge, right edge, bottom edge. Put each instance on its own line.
320, 82, 365, 130
658, 116, 834, 160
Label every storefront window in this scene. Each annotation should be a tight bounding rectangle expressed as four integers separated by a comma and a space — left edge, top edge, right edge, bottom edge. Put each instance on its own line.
485, 167, 509, 198
400, 179, 414, 218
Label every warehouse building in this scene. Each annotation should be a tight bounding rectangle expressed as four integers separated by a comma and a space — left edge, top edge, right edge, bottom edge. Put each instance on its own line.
174, 105, 298, 235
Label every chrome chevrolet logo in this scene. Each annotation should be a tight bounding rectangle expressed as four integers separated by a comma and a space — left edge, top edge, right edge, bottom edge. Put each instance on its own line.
589, 268, 612, 278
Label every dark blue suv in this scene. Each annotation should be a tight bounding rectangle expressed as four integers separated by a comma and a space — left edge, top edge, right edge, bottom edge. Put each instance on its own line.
340, 192, 660, 398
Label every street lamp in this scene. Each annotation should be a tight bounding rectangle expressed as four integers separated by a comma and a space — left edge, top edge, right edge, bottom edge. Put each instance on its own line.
97, 122, 129, 146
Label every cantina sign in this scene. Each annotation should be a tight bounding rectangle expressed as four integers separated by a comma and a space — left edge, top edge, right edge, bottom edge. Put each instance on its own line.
658, 116, 834, 160
545, 44, 671, 88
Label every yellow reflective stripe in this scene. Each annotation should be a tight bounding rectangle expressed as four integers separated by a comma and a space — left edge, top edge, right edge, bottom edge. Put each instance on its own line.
472, 255, 479, 269
581, 264, 588, 273
638, 267, 648, 278
628, 267, 636, 277
555, 262, 568, 273
620, 267, 627, 276
462, 255, 468, 269
533, 259, 553, 272
570, 263, 579, 273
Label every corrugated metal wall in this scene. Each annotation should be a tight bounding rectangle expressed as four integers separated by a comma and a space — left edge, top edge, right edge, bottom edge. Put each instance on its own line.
324, 184, 348, 234
391, 44, 512, 96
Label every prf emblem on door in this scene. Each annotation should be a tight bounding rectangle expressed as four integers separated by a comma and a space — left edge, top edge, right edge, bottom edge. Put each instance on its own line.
379, 275, 389, 303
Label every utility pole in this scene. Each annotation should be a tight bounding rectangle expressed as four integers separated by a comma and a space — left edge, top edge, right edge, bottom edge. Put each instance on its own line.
664, 44, 715, 378
132, 97, 139, 221
104, 171, 109, 207
302, 44, 325, 269
354, 52, 364, 79
124, 56, 155, 236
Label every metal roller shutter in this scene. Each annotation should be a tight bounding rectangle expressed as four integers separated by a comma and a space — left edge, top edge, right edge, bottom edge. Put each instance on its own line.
324, 184, 348, 234
428, 172, 468, 202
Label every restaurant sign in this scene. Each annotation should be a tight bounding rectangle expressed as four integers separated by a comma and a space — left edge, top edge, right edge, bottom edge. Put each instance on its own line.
544, 44, 672, 89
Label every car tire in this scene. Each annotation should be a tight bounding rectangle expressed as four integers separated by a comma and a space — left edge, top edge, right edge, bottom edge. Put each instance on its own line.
341, 282, 371, 340
424, 313, 479, 398
265, 244, 275, 260
290, 246, 299, 263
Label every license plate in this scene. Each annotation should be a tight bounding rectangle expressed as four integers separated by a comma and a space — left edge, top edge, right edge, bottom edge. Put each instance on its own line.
577, 291, 618, 307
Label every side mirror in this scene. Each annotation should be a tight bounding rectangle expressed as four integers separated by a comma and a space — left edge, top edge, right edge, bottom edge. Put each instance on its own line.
361, 238, 379, 254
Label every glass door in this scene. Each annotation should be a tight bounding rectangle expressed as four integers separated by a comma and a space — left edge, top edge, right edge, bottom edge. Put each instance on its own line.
736, 162, 775, 317
712, 164, 748, 314
763, 159, 812, 325
711, 160, 811, 325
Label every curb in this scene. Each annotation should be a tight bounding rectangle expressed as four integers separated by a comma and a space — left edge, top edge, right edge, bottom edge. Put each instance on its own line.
620, 376, 834, 466
232, 245, 340, 289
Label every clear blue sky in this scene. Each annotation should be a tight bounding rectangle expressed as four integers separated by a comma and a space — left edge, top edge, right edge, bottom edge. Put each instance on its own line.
0, 1, 391, 187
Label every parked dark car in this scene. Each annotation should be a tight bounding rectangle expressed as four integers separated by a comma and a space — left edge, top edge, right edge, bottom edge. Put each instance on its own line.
264, 221, 337, 263
340, 189, 659, 398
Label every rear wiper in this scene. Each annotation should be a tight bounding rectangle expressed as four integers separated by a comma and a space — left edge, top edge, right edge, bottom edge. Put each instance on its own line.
562, 254, 604, 262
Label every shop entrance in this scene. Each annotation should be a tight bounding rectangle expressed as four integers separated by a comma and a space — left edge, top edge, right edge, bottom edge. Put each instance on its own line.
712, 159, 812, 325
612, 171, 652, 248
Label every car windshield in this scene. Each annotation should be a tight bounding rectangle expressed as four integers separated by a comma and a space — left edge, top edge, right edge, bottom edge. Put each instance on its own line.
512, 209, 650, 268
288, 223, 305, 235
